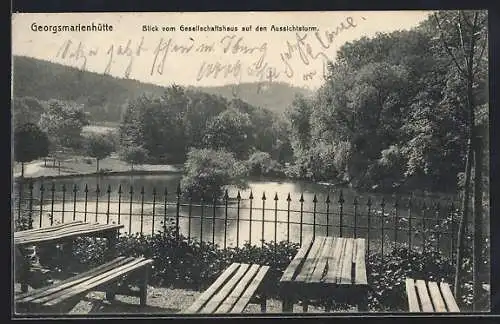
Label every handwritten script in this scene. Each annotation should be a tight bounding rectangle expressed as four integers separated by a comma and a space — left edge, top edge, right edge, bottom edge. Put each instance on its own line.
55, 16, 365, 88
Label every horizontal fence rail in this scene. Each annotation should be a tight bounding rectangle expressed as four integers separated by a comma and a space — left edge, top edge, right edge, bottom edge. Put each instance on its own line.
13, 180, 464, 261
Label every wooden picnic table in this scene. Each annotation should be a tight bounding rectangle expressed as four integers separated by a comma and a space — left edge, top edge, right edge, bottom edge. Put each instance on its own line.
15, 221, 124, 293
280, 236, 369, 312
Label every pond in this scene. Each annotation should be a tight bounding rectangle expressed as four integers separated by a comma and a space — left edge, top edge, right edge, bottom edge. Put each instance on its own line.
14, 173, 459, 255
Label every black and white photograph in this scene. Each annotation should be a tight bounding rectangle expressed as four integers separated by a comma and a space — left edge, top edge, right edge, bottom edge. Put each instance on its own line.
11, 10, 489, 315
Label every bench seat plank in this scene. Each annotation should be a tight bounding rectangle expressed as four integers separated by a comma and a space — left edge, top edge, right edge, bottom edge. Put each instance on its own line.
16, 256, 152, 309
184, 263, 240, 313
439, 282, 460, 312
16, 257, 132, 303
415, 280, 434, 312
43, 257, 152, 306
215, 264, 261, 313
310, 237, 334, 282
230, 265, 269, 313
428, 282, 447, 312
201, 264, 251, 313
405, 278, 420, 312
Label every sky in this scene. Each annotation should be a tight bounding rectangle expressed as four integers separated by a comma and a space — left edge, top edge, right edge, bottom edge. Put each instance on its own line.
12, 11, 432, 90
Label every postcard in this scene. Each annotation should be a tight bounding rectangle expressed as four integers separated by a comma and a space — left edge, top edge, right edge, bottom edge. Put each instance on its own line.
11, 11, 489, 316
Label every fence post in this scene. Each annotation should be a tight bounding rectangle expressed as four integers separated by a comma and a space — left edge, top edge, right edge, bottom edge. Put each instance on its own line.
212, 192, 217, 245
117, 185, 122, 225
422, 200, 427, 250
274, 193, 278, 245
249, 191, 253, 245
72, 184, 78, 222
312, 194, 317, 239
434, 201, 440, 252
224, 190, 229, 249
353, 196, 358, 238
394, 196, 399, 250
449, 200, 455, 263
187, 190, 192, 240
380, 197, 386, 257
163, 187, 168, 235
408, 196, 412, 252
84, 184, 88, 223
60, 184, 66, 223
339, 190, 344, 237
128, 186, 133, 234
299, 193, 304, 246
261, 192, 266, 248
286, 193, 291, 243
200, 193, 205, 245
39, 183, 45, 228
106, 185, 112, 224
367, 197, 372, 254
326, 194, 331, 237
16, 180, 23, 226
28, 181, 34, 229
152, 187, 157, 235
139, 186, 145, 234
176, 183, 181, 241
50, 182, 55, 226
95, 184, 100, 223
236, 191, 241, 248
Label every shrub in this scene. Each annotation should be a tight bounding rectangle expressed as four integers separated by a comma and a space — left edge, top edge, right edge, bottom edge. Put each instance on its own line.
247, 151, 284, 177
180, 148, 248, 202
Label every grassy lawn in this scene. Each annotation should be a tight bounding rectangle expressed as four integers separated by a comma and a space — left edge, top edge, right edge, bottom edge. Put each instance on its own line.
13, 154, 182, 178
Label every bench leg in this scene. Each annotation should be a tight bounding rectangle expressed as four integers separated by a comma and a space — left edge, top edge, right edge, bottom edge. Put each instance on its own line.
106, 282, 117, 301
16, 246, 30, 293
140, 264, 150, 306
282, 298, 293, 313
302, 300, 309, 313
260, 294, 267, 313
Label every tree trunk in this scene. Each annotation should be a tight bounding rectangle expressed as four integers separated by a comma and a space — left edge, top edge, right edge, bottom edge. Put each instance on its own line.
454, 141, 473, 298
131, 163, 134, 172
473, 136, 484, 311
21, 162, 25, 178
96, 159, 100, 173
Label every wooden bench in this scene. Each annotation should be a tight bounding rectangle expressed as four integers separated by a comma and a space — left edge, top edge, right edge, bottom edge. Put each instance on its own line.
183, 263, 270, 314
15, 256, 153, 314
405, 278, 460, 312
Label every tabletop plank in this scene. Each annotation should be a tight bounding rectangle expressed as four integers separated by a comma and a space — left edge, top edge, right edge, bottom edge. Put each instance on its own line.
295, 237, 326, 282
324, 237, 346, 283
15, 223, 124, 245
14, 221, 85, 237
280, 239, 312, 282
339, 238, 354, 284
354, 239, 367, 285
310, 237, 335, 282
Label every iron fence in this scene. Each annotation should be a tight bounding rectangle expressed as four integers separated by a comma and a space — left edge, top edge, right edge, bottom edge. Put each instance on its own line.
13, 180, 462, 261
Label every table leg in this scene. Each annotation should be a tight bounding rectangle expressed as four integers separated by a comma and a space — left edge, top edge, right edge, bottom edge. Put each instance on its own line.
302, 300, 309, 313
16, 246, 30, 293
260, 293, 267, 313
106, 230, 119, 260
358, 294, 369, 312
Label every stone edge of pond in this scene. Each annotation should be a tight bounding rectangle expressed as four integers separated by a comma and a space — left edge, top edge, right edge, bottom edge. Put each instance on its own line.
13, 169, 184, 182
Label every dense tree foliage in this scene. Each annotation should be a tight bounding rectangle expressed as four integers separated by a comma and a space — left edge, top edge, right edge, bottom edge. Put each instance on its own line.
286, 12, 488, 193
84, 134, 115, 172
119, 86, 292, 164
14, 123, 50, 177
120, 146, 149, 171
38, 99, 90, 152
